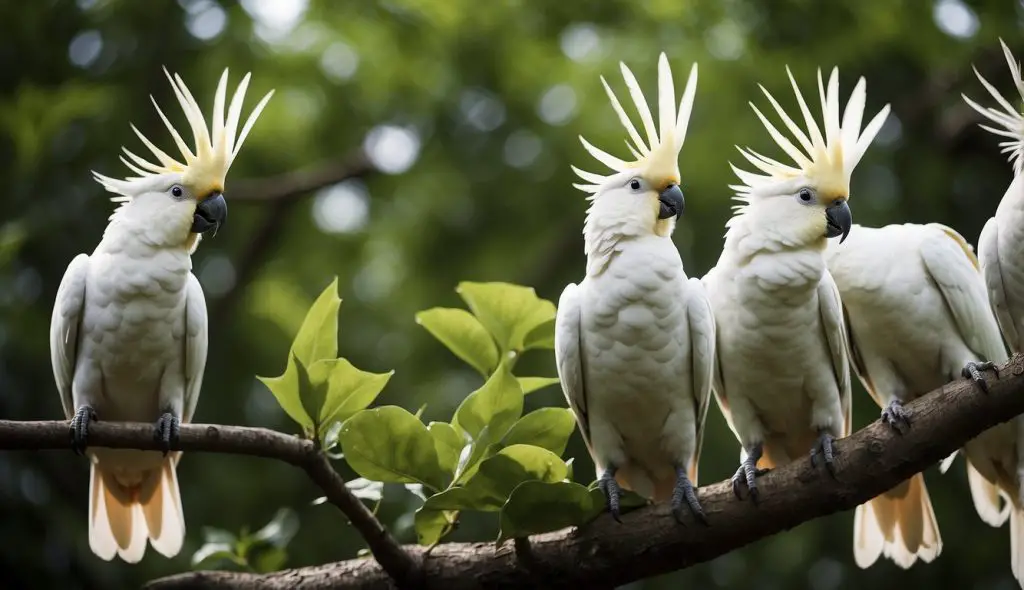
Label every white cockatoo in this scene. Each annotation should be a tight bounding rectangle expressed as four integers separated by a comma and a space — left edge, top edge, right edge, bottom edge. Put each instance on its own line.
947, 39, 1024, 587
702, 66, 889, 501
824, 222, 1007, 569
554, 53, 716, 523
49, 68, 272, 562
965, 39, 1024, 356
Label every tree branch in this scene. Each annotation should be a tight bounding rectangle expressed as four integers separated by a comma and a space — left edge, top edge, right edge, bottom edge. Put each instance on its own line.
8, 354, 1024, 589
0, 421, 419, 587
229, 151, 375, 203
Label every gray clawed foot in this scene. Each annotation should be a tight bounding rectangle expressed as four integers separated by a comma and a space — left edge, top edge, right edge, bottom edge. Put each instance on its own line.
730, 444, 769, 503
70, 405, 96, 456
597, 468, 623, 522
962, 360, 998, 393
154, 412, 180, 456
672, 466, 707, 525
881, 399, 911, 433
810, 431, 838, 476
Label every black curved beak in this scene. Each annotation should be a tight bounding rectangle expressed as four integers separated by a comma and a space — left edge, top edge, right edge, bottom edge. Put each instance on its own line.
191, 192, 227, 236
658, 184, 685, 220
824, 199, 852, 243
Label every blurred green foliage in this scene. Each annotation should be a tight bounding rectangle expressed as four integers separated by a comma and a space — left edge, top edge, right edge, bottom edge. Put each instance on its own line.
3, 0, 1024, 589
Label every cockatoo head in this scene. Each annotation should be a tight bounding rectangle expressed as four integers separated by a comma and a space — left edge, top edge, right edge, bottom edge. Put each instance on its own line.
728, 66, 889, 247
962, 38, 1024, 176
93, 68, 274, 253
572, 53, 698, 254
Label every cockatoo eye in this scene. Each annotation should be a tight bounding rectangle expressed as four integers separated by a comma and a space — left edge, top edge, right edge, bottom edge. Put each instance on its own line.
629, 178, 642, 191
171, 185, 184, 198
796, 187, 814, 205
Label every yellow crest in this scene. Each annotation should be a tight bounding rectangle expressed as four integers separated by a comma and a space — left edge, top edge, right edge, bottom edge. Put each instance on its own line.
963, 38, 1024, 175
93, 68, 275, 200
572, 52, 698, 194
730, 66, 890, 201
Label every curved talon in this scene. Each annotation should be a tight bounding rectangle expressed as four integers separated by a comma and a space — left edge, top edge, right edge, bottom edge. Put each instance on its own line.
881, 399, 911, 433
962, 360, 998, 393
597, 468, 622, 522
154, 412, 181, 456
672, 467, 707, 525
810, 431, 838, 476
731, 444, 768, 503
70, 405, 96, 456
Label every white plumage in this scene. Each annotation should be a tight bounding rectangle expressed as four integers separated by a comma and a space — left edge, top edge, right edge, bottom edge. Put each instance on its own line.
957, 38, 1024, 588
555, 53, 715, 521
50, 68, 270, 562
703, 65, 888, 506
825, 222, 1007, 569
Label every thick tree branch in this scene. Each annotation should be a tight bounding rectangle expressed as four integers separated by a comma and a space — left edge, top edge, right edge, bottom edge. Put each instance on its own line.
0, 421, 419, 587
141, 354, 1024, 589
7, 354, 1024, 589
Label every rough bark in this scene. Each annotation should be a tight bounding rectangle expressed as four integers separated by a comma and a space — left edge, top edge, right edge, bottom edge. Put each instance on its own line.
5, 355, 1024, 590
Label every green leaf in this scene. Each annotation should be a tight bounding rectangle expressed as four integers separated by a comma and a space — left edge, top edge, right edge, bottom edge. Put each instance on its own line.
251, 508, 299, 549
502, 408, 576, 456
308, 358, 394, 437
456, 282, 556, 352
251, 547, 288, 573
191, 544, 237, 569
498, 481, 601, 544
420, 486, 484, 510
293, 355, 324, 433
454, 363, 523, 441
517, 376, 560, 395
346, 478, 385, 502
459, 444, 569, 511
522, 318, 556, 350
201, 527, 237, 546
339, 406, 446, 491
416, 307, 499, 376
413, 505, 458, 545
291, 277, 341, 368
428, 421, 463, 474
257, 353, 314, 433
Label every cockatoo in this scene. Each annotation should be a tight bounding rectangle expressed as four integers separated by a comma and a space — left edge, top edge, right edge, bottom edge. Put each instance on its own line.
49, 68, 273, 562
702, 66, 889, 501
554, 53, 715, 523
824, 222, 1007, 569
945, 39, 1024, 587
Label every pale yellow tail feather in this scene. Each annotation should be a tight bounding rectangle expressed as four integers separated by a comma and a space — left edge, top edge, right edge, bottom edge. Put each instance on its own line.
1010, 507, 1024, 586
89, 457, 185, 563
967, 460, 1012, 527
853, 473, 941, 569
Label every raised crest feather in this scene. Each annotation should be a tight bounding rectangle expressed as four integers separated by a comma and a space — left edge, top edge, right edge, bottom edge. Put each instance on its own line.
92, 68, 275, 202
963, 38, 1024, 175
573, 52, 698, 195
729, 65, 890, 204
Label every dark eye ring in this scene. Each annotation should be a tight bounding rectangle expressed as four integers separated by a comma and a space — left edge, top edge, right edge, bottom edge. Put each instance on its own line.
798, 188, 813, 202
171, 185, 183, 198
629, 179, 641, 191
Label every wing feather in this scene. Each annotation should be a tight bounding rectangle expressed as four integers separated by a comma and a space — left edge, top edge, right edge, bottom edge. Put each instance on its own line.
818, 271, 852, 436
684, 278, 716, 484
182, 274, 208, 424
50, 254, 90, 418
554, 284, 595, 461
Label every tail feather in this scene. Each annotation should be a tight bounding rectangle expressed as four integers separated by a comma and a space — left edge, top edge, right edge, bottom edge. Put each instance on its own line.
89, 457, 185, 563
853, 473, 941, 569
967, 460, 1012, 527
1011, 507, 1024, 585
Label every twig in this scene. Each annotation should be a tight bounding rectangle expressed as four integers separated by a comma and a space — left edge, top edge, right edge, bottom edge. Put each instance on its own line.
0, 421, 420, 588
229, 151, 375, 203
131, 353, 1024, 589
211, 151, 377, 328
